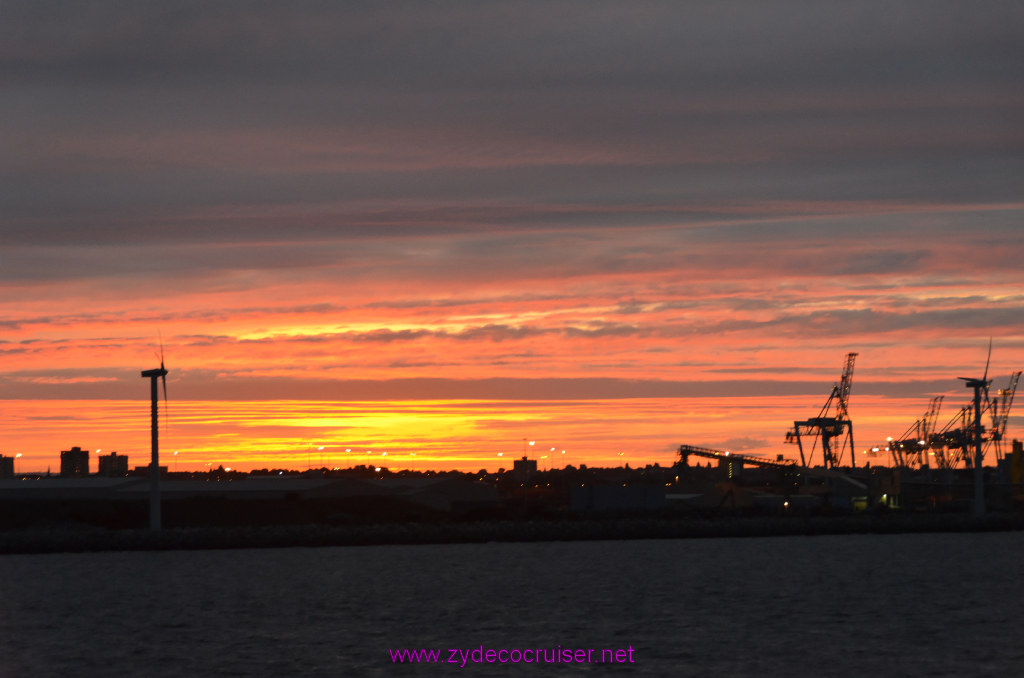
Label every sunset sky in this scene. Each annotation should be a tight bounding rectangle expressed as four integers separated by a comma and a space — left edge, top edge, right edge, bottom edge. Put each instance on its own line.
2, 1, 1022, 473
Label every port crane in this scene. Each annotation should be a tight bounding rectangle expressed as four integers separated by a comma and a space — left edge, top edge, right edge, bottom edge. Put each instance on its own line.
927, 370, 1020, 469
888, 395, 944, 468
988, 370, 1021, 461
676, 444, 868, 492
678, 444, 795, 470
930, 402, 974, 469
785, 352, 857, 470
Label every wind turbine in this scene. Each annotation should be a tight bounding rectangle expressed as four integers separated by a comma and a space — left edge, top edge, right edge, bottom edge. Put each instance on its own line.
141, 340, 169, 530
959, 339, 992, 517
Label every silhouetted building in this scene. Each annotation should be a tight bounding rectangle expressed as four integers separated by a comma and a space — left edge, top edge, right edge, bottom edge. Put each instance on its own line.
97, 452, 129, 478
0, 455, 14, 479
129, 465, 168, 478
513, 456, 537, 481
60, 447, 90, 477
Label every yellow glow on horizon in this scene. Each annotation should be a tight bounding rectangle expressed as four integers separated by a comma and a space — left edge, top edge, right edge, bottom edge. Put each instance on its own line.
0, 392, 990, 474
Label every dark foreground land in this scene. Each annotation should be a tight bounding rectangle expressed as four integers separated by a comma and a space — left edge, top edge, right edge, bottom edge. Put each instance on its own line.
4, 511, 1024, 555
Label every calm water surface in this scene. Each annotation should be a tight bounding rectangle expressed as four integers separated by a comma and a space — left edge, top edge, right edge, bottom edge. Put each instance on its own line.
1, 532, 1022, 677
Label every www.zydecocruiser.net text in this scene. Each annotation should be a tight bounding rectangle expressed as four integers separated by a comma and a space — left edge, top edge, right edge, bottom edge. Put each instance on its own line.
389, 646, 636, 667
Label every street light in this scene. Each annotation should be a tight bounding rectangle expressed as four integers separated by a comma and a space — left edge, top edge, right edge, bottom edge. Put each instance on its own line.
14, 453, 22, 475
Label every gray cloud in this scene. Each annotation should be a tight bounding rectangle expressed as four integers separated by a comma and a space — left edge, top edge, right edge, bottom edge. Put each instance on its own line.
3, 2, 1021, 244
0, 371, 913, 402
715, 437, 771, 452
1, 1, 1022, 407
0, 370, 987, 403
6, 2, 1019, 92
706, 306, 1024, 338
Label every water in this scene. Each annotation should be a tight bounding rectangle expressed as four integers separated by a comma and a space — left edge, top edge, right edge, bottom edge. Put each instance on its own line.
1, 532, 1022, 677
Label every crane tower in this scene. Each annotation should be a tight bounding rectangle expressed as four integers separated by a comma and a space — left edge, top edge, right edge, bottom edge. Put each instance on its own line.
785, 352, 857, 470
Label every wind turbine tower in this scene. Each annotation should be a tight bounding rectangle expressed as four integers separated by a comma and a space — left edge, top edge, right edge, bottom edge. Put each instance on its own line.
141, 351, 168, 531
959, 341, 992, 517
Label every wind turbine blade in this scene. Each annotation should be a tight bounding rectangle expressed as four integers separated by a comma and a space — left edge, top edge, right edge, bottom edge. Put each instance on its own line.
161, 374, 169, 429
983, 337, 992, 382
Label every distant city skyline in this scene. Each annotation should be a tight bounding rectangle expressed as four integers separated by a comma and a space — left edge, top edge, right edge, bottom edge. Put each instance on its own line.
2, 2, 1022, 471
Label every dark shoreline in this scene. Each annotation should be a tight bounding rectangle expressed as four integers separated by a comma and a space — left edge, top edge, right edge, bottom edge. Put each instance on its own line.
3, 512, 1024, 555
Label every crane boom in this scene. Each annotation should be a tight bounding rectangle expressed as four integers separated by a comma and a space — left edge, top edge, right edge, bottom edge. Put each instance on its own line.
923, 395, 944, 440
784, 352, 858, 469
836, 352, 857, 422
989, 370, 1021, 460
995, 371, 1020, 437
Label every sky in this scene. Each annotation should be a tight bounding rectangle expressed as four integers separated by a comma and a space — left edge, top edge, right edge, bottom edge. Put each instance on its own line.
1, 1, 1022, 473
